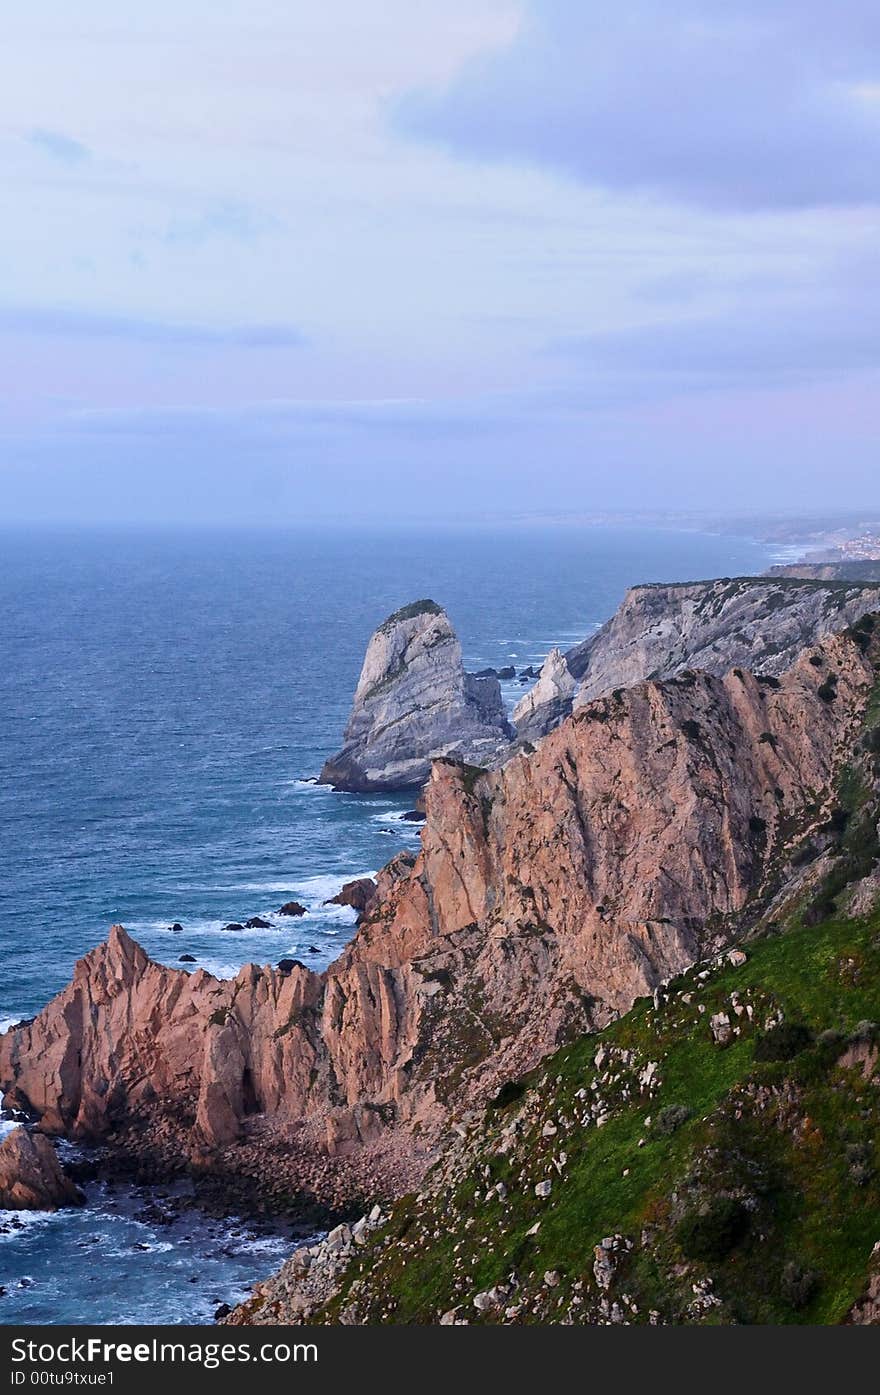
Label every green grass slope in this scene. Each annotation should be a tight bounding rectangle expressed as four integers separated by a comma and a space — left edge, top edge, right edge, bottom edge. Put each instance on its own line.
320, 910, 880, 1325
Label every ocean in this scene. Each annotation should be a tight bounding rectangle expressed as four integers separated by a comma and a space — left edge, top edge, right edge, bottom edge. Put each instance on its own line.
0, 522, 772, 1323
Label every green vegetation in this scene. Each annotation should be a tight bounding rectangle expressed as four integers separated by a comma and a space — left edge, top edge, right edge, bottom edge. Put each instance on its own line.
323, 908, 880, 1325
378, 599, 443, 632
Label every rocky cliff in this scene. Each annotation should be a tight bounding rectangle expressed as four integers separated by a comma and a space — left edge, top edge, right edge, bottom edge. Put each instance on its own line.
2, 623, 876, 1198
767, 561, 880, 583
568, 575, 880, 707
249, 907, 880, 1325
319, 600, 511, 792
511, 648, 576, 741
507, 576, 880, 750
0, 1127, 83, 1210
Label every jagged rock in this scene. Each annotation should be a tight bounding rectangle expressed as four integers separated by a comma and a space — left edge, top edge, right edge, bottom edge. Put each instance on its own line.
319, 600, 511, 791
710, 1012, 734, 1045
325, 879, 378, 917
179, 955, 197, 963
0, 1128, 83, 1211
0, 629, 875, 1184
512, 648, 577, 741
278, 902, 307, 918
245, 917, 272, 930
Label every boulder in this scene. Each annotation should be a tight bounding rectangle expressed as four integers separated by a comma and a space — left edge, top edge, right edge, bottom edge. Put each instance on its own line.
278, 902, 307, 918
325, 878, 377, 918
318, 600, 512, 792
0, 1128, 83, 1211
245, 917, 272, 930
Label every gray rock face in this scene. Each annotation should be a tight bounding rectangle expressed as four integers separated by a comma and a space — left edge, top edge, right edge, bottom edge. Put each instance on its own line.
510, 575, 880, 743
512, 648, 576, 741
319, 600, 511, 792
569, 577, 880, 708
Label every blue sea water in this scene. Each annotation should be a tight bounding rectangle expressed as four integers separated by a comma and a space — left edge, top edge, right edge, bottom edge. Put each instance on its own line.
0, 523, 772, 1323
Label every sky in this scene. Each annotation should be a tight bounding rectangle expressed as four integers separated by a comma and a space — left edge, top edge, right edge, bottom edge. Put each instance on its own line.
2, 0, 880, 525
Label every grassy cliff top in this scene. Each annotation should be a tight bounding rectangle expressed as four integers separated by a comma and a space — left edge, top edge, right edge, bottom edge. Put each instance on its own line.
378, 599, 445, 633
314, 905, 880, 1325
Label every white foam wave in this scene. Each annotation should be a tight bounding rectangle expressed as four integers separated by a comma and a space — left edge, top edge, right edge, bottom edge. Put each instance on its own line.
369, 810, 422, 827
0, 1209, 57, 1242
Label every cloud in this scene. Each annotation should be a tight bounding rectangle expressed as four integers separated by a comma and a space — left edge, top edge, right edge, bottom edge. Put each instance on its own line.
395, 0, 880, 209
67, 393, 510, 440
26, 127, 91, 164
1, 305, 306, 348
161, 202, 278, 247
551, 248, 880, 393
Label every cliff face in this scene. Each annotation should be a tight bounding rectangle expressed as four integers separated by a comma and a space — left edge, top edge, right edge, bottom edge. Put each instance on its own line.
568, 576, 880, 706
251, 908, 880, 1326
319, 600, 510, 792
767, 561, 880, 583
2, 626, 875, 1184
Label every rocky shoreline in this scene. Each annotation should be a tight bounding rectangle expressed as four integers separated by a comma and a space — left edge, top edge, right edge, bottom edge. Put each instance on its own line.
2, 573, 880, 1324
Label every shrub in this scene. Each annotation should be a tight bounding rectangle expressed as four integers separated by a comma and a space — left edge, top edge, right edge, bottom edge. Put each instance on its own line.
821, 807, 850, 836
753, 1021, 813, 1062
817, 674, 838, 703
749, 816, 768, 836
816, 1028, 845, 1049
780, 1262, 818, 1310
676, 1198, 751, 1262
681, 720, 702, 741
790, 841, 818, 868
653, 1104, 691, 1136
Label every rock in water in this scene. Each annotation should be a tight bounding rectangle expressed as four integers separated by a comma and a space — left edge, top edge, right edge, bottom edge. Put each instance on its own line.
513, 648, 576, 741
0, 1128, 83, 1210
319, 600, 512, 791
325, 878, 378, 917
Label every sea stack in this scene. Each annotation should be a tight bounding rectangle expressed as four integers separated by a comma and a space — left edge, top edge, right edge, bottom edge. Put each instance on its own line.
319, 600, 512, 791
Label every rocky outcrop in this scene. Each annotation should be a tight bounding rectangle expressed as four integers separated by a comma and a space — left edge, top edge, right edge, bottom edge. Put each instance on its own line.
0, 1127, 83, 1210
2, 627, 875, 1186
325, 878, 377, 918
319, 601, 511, 791
512, 648, 576, 741
510, 576, 880, 748
567, 576, 880, 708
